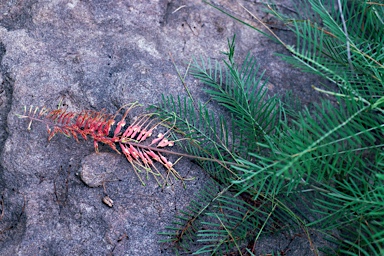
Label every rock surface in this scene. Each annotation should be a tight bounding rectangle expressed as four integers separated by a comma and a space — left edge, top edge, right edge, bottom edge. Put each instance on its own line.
0, 0, 327, 255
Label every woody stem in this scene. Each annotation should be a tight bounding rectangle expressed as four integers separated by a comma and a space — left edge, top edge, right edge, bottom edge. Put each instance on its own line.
126, 141, 244, 167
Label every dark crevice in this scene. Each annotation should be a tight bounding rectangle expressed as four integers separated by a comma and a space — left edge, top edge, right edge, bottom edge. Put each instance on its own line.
0, 40, 11, 145
0, 40, 23, 253
160, 1, 172, 26
0, 41, 14, 141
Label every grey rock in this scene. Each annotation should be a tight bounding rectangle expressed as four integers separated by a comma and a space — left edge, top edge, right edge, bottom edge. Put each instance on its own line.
79, 153, 124, 188
0, 0, 330, 255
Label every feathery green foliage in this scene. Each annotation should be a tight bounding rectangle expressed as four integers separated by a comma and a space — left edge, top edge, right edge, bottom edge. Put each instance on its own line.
157, 0, 383, 255
155, 39, 314, 255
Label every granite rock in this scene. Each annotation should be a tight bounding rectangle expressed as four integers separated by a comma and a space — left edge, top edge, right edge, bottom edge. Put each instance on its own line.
0, 0, 328, 255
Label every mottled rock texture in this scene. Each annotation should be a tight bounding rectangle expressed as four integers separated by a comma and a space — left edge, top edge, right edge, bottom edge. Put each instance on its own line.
0, 0, 325, 255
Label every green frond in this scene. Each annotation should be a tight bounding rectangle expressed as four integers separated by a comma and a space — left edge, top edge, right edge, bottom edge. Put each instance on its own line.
157, 1, 384, 253
234, 95, 382, 196
190, 39, 282, 151
311, 159, 384, 255
158, 184, 229, 254
271, 0, 384, 104
153, 95, 242, 184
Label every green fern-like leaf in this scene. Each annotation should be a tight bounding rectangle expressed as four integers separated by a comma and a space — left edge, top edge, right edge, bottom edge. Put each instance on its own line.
154, 95, 242, 184
190, 38, 282, 152
157, 2, 384, 253
155, 36, 308, 254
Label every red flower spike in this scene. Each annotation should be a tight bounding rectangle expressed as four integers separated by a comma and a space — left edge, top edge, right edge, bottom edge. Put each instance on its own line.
104, 119, 115, 136
139, 128, 153, 142
143, 151, 154, 165
136, 129, 146, 141
135, 117, 155, 141
70, 130, 79, 142
125, 115, 151, 140
123, 126, 134, 138
46, 124, 51, 135
150, 133, 164, 146
157, 138, 173, 148
129, 144, 140, 159
113, 119, 125, 137
18, 104, 186, 186
146, 150, 161, 162
165, 161, 173, 169
130, 125, 141, 139
93, 140, 99, 153
137, 149, 148, 165
76, 113, 86, 127
158, 153, 169, 165
120, 143, 133, 162
113, 107, 131, 137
